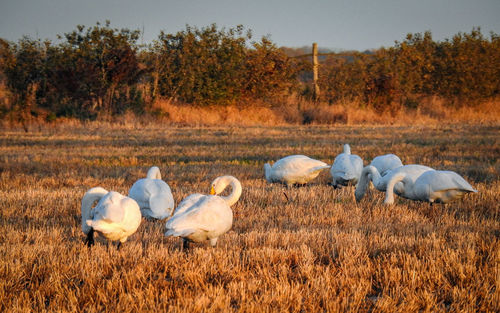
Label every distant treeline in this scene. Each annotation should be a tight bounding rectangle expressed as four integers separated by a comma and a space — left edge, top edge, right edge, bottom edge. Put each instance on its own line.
0, 22, 499, 120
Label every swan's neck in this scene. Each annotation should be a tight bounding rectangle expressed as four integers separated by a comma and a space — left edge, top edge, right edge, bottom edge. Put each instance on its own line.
355, 165, 379, 201
384, 172, 406, 204
81, 187, 108, 234
146, 166, 161, 179
217, 177, 242, 206
343, 144, 351, 155
368, 166, 383, 187
264, 163, 272, 182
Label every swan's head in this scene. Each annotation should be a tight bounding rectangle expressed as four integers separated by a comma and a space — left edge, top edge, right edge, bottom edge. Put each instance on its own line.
210, 175, 239, 195
343, 144, 351, 155
209, 178, 220, 195
354, 187, 364, 202
209, 175, 242, 206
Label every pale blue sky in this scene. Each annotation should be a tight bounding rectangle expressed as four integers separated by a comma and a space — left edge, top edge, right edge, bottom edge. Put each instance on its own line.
1, 0, 499, 51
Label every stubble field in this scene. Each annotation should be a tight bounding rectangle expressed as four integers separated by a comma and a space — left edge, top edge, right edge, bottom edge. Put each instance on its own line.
0, 123, 499, 312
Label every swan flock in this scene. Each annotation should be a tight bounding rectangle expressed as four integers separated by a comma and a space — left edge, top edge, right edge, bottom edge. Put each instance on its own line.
81, 144, 477, 249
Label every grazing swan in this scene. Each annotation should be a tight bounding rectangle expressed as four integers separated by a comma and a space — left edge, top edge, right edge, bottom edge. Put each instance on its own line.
81, 187, 142, 248
330, 144, 363, 187
369, 154, 403, 177
355, 164, 434, 202
264, 155, 330, 186
165, 175, 242, 248
128, 166, 175, 219
384, 170, 477, 204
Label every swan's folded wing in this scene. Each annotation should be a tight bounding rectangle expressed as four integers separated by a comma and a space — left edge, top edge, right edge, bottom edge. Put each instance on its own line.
426, 171, 477, 193
307, 164, 331, 176
94, 195, 132, 223
192, 197, 231, 231
165, 228, 197, 237
167, 196, 229, 234
282, 157, 329, 175
149, 194, 173, 219
445, 171, 477, 192
332, 155, 361, 179
128, 179, 149, 199
370, 154, 403, 176
172, 194, 205, 216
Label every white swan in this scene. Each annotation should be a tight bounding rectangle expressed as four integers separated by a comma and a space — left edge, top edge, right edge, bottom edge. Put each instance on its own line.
128, 166, 174, 219
355, 164, 434, 202
165, 175, 242, 248
330, 144, 363, 187
369, 154, 403, 177
384, 170, 477, 204
264, 155, 330, 186
81, 187, 142, 248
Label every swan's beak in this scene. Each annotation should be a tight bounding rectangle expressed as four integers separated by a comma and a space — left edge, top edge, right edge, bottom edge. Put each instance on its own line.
210, 186, 216, 195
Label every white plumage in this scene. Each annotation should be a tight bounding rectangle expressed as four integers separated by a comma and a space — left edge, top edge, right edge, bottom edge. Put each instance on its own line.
384, 169, 477, 204
355, 164, 433, 202
369, 154, 403, 177
330, 144, 363, 187
264, 155, 330, 186
165, 175, 242, 248
81, 187, 142, 247
128, 166, 174, 219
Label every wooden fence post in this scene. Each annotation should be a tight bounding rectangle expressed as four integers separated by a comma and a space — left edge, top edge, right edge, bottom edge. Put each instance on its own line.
312, 42, 320, 101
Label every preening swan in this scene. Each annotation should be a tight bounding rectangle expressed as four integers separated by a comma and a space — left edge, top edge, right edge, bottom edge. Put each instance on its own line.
128, 166, 175, 219
369, 154, 403, 177
384, 170, 477, 204
355, 164, 433, 202
264, 155, 330, 186
165, 175, 242, 248
81, 187, 142, 248
330, 144, 363, 187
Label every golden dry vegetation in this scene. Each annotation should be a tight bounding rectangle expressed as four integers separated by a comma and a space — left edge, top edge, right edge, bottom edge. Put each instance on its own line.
0, 123, 499, 312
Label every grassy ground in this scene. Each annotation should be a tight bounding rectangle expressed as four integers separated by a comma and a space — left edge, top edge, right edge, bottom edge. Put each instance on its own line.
0, 123, 498, 312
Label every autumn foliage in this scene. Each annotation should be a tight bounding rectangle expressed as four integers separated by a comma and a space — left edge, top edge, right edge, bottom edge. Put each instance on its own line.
0, 22, 499, 122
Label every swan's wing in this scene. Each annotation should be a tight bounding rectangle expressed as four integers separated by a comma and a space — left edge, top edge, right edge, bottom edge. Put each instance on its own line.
276, 156, 328, 174
276, 155, 311, 163
306, 164, 331, 176
147, 181, 174, 219
190, 196, 232, 231
398, 165, 434, 181
424, 171, 477, 193
149, 194, 174, 219
165, 228, 197, 237
128, 179, 151, 208
370, 154, 403, 176
92, 192, 128, 223
331, 154, 362, 180
166, 196, 231, 236
172, 193, 205, 216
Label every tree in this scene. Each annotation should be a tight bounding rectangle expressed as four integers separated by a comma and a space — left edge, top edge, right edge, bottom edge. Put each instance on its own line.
48, 21, 142, 116
244, 37, 300, 103
0, 36, 49, 124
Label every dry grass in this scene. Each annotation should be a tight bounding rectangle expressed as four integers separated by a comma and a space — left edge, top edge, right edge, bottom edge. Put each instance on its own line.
145, 97, 500, 127
0, 123, 499, 312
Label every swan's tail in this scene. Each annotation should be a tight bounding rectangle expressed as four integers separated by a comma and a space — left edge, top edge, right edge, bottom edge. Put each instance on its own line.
308, 164, 331, 175
146, 166, 162, 179
264, 163, 272, 182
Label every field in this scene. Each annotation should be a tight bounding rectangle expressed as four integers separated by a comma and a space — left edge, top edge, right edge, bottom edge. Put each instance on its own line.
0, 123, 499, 312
